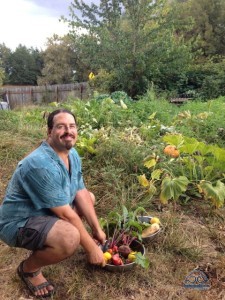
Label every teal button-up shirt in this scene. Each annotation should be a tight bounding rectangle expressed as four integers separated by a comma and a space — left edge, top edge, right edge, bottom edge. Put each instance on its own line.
0, 141, 85, 246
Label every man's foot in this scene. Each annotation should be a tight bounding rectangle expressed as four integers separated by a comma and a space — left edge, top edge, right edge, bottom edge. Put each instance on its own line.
17, 260, 54, 298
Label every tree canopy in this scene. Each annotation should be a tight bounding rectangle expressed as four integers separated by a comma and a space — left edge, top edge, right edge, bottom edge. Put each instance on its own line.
1, 0, 225, 99
38, 35, 75, 85
63, 0, 193, 97
0, 44, 43, 86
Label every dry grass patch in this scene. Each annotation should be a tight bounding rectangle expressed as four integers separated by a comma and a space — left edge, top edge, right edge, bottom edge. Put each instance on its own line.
1, 198, 225, 299
1, 111, 225, 299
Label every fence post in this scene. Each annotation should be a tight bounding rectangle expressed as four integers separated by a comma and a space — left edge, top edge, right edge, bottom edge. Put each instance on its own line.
30, 87, 33, 103
8, 90, 12, 108
6, 92, 10, 109
80, 83, 83, 100
56, 85, 58, 102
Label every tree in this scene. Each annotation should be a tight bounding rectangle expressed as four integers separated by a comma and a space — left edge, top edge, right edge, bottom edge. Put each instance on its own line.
64, 0, 193, 97
171, 0, 225, 56
0, 64, 5, 86
0, 43, 12, 84
38, 35, 76, 85
168, 0, 225, 98
7, 45, 43, 85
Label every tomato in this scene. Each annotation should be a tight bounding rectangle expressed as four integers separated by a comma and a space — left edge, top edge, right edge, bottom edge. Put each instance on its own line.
112, 254, 123, 265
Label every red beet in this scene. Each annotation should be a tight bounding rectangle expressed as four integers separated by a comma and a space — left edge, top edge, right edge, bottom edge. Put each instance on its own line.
118, 245, 132, 258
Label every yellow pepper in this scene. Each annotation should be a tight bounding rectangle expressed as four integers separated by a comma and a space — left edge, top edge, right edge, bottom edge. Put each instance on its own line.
103, 251, 112, 262
128, 251, 137, 262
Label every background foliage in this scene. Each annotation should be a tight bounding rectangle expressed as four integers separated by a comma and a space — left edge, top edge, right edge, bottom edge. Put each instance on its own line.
1, 95, 225, 299
1, 0, 225, 100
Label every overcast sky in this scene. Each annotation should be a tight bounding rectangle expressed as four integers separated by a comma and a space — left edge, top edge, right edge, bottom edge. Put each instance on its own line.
0, 0, 72, 50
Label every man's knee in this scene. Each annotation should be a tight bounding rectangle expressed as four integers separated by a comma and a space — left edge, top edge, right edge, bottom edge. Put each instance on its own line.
89, 191, 95, 206
46, 220, 80, 257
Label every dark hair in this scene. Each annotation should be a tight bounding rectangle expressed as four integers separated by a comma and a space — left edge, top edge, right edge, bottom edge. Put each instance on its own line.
47, 109, 77, 129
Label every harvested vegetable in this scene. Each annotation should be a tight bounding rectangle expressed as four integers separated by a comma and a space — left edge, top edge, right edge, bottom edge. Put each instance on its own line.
141, 223, 160, 238
128, 251, 137, 262
103, 251, 112, 262
112, 254, 123, 265
118, 245, 132, 258
99, 205, 150, 268
150, 217, 160, 225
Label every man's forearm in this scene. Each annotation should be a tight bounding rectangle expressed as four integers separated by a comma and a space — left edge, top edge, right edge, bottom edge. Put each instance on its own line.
75, 189, 102, 232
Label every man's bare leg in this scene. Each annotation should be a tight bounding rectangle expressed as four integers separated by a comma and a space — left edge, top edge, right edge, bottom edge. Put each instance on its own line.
20, 220, 80, 297
73, 190, 105, 244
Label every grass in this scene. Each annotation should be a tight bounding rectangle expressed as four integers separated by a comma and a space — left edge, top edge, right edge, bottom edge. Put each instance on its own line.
1, 98, 225, 299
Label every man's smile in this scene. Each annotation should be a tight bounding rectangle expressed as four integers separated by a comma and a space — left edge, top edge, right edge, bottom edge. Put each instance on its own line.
60, 133, 75, 140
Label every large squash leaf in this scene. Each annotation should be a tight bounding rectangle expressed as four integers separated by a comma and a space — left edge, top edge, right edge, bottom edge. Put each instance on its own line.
179, 142, 199, 155
137, 174, 149, 187
162, 133, 184, 148
151, 169, 163, 180
144, 158, 157, 169
199, 180, 225, 208
160, 176, 189, 204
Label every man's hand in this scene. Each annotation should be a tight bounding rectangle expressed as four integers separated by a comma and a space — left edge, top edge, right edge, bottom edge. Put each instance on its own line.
92, 228, 106, 245
87, 243, 106, 267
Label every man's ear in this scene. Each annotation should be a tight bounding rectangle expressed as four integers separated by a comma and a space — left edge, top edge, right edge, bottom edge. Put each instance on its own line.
47, 128, 52, 136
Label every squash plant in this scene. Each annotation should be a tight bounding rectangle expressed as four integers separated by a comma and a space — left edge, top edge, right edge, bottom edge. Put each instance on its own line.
138, 133, 225, 208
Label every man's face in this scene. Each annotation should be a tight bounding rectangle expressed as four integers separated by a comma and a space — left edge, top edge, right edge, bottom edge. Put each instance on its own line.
48, 112, 77, 151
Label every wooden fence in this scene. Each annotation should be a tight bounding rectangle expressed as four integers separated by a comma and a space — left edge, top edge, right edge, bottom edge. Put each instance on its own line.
170, 97, 191, 105
0, 82, 90, 109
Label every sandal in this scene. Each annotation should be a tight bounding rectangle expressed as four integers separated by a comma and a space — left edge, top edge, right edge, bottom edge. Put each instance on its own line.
17, 260, 54, 298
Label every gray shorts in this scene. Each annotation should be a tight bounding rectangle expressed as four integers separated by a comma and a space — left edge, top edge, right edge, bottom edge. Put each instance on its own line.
16, 215, 59, 251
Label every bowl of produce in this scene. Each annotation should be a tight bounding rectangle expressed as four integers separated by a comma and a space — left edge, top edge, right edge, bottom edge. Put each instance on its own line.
99, 205, 153, 271
137, 215, 162, 241
102, 239, 146, 272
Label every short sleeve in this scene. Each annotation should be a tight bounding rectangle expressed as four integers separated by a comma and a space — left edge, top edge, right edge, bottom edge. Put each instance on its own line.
20, 167, 69, 209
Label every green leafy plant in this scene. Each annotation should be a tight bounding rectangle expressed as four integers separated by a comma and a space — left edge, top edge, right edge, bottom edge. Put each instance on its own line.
76, 136, 97, 156
138, 133, 225, 208
160, 175, 190, 204
99, 205, 150, 268
198, 180, 225, 208
100, 205, 147, 240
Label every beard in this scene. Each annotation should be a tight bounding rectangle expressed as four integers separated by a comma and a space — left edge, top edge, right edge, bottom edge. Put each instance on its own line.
65, 141, 73, 150
60, 133, 75, 150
